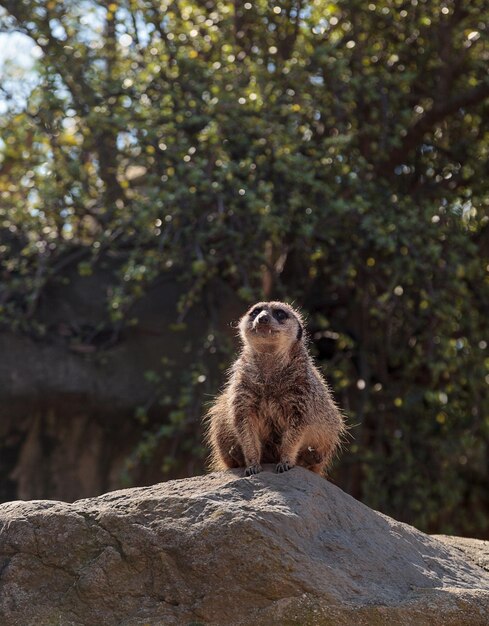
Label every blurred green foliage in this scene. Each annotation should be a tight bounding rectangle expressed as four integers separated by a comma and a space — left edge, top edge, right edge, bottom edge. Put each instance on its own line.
0, 0, 488, 535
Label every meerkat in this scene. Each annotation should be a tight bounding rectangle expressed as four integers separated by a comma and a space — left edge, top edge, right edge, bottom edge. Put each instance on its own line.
205, 301, 346, 477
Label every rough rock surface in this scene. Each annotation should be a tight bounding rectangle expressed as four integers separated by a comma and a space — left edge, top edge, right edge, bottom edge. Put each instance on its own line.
1, 468, 488, 626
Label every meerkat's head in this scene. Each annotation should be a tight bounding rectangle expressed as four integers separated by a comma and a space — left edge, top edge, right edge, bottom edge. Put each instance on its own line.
238, 301, 304, 353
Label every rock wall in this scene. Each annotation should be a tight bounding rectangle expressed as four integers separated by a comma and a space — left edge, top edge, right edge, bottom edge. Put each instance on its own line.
1, 467, 488, 626
0, 269, 241, 502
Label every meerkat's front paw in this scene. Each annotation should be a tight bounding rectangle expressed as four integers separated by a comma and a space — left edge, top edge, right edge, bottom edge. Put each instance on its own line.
276, 461, 293, 473
244, 463, 262, 476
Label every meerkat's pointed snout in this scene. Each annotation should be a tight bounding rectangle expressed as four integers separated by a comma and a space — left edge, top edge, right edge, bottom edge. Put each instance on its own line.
255, 310, 271, 326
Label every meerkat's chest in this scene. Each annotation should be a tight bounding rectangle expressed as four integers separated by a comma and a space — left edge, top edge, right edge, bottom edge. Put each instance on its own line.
257, 394, 284, 419
254, 381, 302, 423
238, 367, 310, 422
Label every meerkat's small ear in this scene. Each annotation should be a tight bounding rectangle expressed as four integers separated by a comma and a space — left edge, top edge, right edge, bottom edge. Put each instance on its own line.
297, 322, 303, 341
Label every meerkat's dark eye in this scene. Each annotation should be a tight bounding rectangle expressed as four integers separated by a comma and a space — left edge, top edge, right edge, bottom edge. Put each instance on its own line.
272, 308, 289, 322
250, 307, 263, 319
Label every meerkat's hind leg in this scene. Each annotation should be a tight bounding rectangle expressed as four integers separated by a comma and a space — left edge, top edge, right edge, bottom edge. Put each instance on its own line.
300, 453, 328, 475
228, 444, 245, 467
306, 462, 326, 475
209, 418, 243, 469
297, 444, 334, 475
297, 446, 324, 467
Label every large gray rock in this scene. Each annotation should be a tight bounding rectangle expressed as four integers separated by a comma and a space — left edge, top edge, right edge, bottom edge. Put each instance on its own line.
0, 468, 488, 626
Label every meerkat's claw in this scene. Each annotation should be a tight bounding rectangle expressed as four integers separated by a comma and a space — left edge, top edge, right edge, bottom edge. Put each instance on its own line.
245, 464, 262, 476
276, 461, 293, 473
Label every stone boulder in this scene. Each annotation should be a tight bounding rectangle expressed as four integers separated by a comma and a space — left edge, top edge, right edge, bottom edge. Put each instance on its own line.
0, 467, 488, 625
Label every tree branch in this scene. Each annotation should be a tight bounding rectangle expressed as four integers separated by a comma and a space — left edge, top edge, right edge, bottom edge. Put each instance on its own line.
378, 78, 489, 174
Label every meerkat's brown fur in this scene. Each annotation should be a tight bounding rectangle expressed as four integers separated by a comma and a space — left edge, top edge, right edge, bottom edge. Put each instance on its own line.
205, 301, 346, 476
